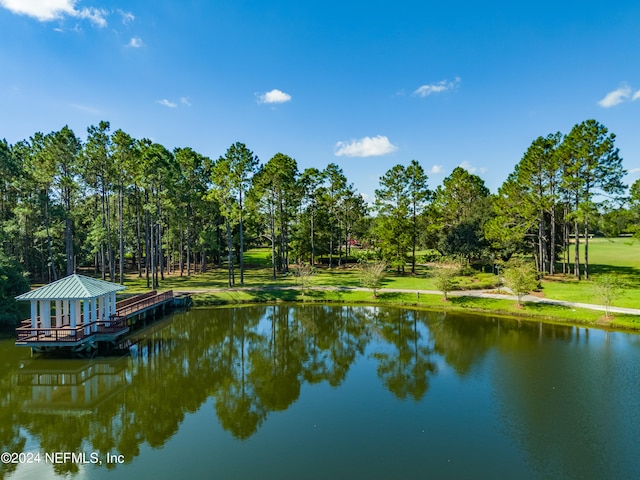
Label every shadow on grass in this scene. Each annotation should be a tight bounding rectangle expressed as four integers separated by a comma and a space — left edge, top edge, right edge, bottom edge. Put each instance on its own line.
252, 289, 299, 302
519, 301, 574, 313
376, 291, 406, 301
586, 264, 640, 286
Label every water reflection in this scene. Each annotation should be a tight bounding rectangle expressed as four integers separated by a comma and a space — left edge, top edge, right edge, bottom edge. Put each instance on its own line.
0, 305, 639, 479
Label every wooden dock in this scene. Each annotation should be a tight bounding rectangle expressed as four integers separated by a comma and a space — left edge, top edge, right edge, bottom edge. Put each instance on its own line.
16, 290, 180, 353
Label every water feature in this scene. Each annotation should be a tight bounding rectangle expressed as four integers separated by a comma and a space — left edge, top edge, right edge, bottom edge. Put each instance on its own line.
1, 304, 639, 479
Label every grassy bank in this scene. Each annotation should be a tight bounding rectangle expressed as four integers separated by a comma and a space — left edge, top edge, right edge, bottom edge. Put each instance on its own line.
115, 241, 640, 333
187, 286, 640, 332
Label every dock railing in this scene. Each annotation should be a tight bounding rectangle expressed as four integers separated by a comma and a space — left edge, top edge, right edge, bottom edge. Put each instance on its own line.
114, 290, 173, 319
16, 316, 129, 344
16, 290, 174, 344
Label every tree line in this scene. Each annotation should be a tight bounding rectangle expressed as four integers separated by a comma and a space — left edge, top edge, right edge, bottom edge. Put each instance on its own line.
0, 121, 370, 291
0, 118, 637, 322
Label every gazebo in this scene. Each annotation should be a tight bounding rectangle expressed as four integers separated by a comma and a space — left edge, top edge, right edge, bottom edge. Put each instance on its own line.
15, 274, 126, 338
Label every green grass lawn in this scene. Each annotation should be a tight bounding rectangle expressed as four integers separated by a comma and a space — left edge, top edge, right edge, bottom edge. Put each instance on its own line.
540, 237, 640, 308
114, 240, 640, 332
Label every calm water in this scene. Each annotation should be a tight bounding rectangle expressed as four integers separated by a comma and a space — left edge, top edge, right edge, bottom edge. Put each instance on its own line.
1, 305, 639, 479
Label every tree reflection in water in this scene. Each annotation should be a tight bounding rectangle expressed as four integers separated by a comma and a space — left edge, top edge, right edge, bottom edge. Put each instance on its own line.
3, 305, 635, 479
0, 304, 435, 469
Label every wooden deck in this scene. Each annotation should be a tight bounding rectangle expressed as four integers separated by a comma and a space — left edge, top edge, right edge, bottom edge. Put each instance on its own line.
16, 290, 175, 348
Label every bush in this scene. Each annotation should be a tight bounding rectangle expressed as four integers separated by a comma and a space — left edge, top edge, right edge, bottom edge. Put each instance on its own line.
0, 250, 30, 329
359, 261, 387, 297
433, 266, 457, 300
593, 274, 624, 318
501, 258, 537, 306
353, 249, 382, 263
293, 263, 315, 296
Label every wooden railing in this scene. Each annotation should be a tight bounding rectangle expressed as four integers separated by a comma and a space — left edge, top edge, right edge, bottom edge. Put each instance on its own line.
115, 290, 157, 309
20, 290, 160, 328
16, 316, 129, 344
115, 290, 173, 318
16, 291, 174, 344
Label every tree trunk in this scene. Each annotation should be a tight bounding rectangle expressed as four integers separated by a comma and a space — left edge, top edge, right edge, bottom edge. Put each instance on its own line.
310, 208, 315, 265
584, 221, 589, 280
136, 191, 142, 278
549, 207, 556, 275
271, 203, 276, 280
118, 185, 124, 284
239, 189, 245, 285
145, 194, 151, 289
44, 194, 58, 281
179, 225, 184, 276
151, 224, 157, 289
411, 202, 416, 274
574, 217, 580, 280
226, 220, 234, 287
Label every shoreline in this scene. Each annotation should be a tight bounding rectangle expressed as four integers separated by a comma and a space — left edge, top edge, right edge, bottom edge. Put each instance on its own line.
179, 285, 640, 334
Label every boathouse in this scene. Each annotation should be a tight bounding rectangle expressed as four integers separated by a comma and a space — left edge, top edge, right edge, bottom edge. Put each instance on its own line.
15, 274, 127, 351
15, 275, 184, 354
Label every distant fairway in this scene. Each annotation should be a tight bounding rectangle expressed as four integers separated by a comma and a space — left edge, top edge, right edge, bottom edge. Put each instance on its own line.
543, 237, 640, 308
567, 237, 640, 271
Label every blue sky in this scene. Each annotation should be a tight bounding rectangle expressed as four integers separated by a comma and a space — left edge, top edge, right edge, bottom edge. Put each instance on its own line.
1, 0, 640, 202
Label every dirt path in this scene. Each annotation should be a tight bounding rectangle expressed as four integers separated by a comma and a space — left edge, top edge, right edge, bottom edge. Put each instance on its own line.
175, 285, 640, 316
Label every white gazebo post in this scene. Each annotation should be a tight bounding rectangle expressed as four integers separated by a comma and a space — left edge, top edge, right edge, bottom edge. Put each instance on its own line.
74, 299, 81, 334
101, 295, 106, 319
69, 300, 77, 336
63, 300, 69, 326
15, 274, 126, 344
30, 301, 37, 330
109, 291, 116, 326
55, 300, 62, 328
42, 300, 51, 336
83, 299, 91, 336
88, 298, 98, 332
93, 298, 99, 330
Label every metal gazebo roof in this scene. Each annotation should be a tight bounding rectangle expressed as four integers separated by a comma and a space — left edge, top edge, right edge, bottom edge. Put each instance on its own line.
15, 274, 126, 301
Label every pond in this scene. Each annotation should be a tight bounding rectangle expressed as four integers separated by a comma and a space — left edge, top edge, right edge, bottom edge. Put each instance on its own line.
1, 305, 639, 479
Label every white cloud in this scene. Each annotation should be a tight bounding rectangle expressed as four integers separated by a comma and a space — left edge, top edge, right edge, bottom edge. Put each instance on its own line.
414, 77, 461, 97
0, 0, 74, 21
257, 89, 292, 104
76, 6, 106, 27
335, 136, 398, 158
633, 90, 640, 101
429, 165, 443, 174
598, 84, 632, 108
629, 167, 640, 174
157, 99, 177, 108
118, 9, 134, 23
0, 0, 108, 26
180, 97, 191, 106
458, 161, 477, 173
128, 36, 142, 48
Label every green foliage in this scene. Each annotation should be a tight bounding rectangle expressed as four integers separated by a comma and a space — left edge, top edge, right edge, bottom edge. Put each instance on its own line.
359, 261, 387, 297
353, 249, 382, 263
593, 274, 624, 318
0, 249, 29, 328
502, 258, 538, 306
375, 165, 411, 272
293, 263, 315, 296
432, 266, 457, 300
431, 166, 492, 262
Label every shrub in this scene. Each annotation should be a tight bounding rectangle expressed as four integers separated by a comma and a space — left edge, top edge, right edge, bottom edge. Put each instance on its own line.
293, 263, 315, 296
433, 266, 457, 301
501, 258, 537, 306
593, 274, 624, 318
359, 261, 387, 297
